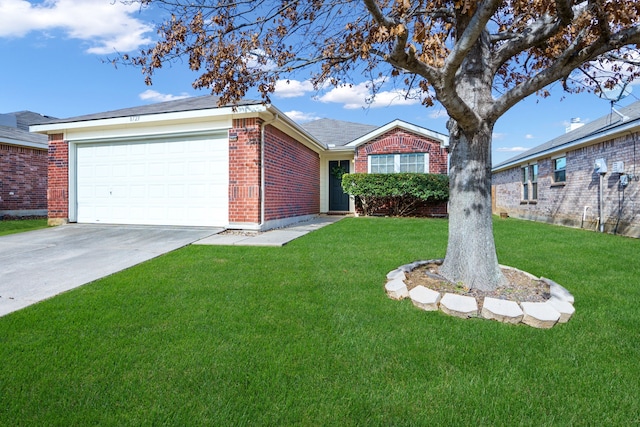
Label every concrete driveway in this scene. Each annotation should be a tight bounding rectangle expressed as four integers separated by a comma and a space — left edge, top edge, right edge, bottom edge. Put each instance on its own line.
0, 224, 221, 317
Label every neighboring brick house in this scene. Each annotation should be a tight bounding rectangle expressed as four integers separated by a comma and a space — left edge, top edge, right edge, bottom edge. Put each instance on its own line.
32, 96, 448, 229
302, 118, 449, 216
492, 101, 640, 238
0, 111, 49, 218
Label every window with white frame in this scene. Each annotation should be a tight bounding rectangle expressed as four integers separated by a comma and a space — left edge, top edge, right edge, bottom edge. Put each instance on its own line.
522, 163, 538, 201
369, 153, 429, 174
369, 154, 395, 174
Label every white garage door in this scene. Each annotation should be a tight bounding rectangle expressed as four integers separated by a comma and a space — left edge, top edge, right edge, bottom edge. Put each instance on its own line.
76, 134, 229, 227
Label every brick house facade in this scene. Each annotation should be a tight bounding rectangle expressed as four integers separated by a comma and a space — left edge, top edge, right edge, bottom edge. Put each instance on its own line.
228, 118, 320, 227
353, 126, 449, 216
0, 112, 49, 218
301, 118, 450, 217
492, 102, 640, 238
32, 97, 447, 229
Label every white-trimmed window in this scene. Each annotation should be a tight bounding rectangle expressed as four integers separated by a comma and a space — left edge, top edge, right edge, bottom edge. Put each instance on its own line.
521, 163, 538, 201
369, 153, 429, 174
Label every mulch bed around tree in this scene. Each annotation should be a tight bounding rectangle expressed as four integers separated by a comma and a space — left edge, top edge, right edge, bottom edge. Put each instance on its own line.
404, 262, 551, 311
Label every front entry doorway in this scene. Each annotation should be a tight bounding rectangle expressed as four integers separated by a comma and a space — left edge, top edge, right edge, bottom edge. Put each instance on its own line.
328, 160, 350, 212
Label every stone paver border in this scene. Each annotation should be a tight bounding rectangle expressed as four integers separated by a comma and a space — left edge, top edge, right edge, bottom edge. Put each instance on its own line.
385, 259, 575, 329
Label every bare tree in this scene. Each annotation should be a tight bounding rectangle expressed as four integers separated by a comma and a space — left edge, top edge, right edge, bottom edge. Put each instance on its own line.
126, 0, 640, 291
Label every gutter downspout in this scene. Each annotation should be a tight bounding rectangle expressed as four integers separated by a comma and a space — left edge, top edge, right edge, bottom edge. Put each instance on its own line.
259, 112, 278, 229
599, 173, 605, 233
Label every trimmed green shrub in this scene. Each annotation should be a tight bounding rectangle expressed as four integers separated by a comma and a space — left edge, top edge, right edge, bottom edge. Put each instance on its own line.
341, 173, 449, 216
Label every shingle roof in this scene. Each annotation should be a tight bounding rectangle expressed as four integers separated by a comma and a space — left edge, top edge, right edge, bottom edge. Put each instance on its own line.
493, 100, 640, 170
35, 95, 263, 125
301, 118, 378, 147
0, 111, 50, 149
11, 111, 57, 130
0, 125, 48, 149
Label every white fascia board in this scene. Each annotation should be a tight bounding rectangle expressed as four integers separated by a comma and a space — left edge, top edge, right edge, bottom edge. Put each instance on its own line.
30, 104, 268, 134
344, 119, 449, 148
492, 119, 640, 172
325, 145, 355, 153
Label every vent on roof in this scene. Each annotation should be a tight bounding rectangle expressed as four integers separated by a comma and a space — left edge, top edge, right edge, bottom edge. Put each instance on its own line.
565, 118, 584, 133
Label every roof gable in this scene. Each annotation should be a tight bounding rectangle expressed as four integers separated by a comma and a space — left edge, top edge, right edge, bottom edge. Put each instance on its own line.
345, 119, 449, 148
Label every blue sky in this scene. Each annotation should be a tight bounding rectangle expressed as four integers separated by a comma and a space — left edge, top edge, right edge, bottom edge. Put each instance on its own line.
1, 0, 638, 166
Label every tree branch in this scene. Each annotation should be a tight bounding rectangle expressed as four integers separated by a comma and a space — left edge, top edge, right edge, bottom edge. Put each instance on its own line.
362, 0, 396, 27
555, 0, 574, 24
490, 15, 563, 73
442, 0, 502, 84
490, 25, 640, 121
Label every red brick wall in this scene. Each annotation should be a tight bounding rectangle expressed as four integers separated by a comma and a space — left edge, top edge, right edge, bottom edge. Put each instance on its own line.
354, 128, 449, 174
47, 134, 68, 220
353, 127, 449, 217
264, 125, 320, 220
228, 118, 262, 224
0, 143, 47, 214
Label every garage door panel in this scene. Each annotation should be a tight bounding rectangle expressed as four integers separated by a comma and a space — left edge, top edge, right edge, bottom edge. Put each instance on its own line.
77, 135, 229, 226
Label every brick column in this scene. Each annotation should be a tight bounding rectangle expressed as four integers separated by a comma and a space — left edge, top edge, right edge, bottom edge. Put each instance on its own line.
47, 134, 68, 225
228, 118, 262, 225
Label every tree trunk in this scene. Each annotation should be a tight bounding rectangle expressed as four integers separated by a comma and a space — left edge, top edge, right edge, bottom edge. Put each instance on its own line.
439, 121, 508, 291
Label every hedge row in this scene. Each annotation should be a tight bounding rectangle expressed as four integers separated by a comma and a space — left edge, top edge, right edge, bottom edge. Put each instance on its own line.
341, 173, 449, 216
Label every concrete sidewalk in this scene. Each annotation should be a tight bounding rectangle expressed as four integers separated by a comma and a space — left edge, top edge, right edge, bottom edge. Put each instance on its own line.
194, 215, 345, 246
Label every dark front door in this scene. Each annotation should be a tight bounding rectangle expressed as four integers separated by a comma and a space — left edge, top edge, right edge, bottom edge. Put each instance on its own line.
328, 160, 350, 212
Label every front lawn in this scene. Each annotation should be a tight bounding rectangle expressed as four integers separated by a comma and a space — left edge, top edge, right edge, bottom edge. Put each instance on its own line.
1, 217, 639, 425
0, 218, 48, 236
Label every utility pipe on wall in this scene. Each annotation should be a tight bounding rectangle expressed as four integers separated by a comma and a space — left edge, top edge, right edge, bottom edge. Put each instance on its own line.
581, 206, 590, 229
599, 173, 605, 233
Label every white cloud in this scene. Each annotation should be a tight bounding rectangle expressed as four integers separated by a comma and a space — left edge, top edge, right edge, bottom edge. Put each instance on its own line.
139, 90, 191, 103
274, 79, 315, 98
284, 110, 322, 123
525, 134, 535, 139
0, 0, 153, 54
317, 81, 423, 109
492, 132, 507, 140
496, 146, 529, 152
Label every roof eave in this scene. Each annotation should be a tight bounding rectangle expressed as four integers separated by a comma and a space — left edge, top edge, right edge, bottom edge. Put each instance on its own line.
0, 137, 47, 150
30, 104, 269, 134
492, 118, 640, 172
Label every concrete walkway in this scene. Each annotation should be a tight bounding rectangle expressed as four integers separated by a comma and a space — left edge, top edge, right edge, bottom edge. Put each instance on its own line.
194, 215, 345, 247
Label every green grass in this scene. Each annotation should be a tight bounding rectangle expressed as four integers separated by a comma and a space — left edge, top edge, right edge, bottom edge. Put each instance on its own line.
1, 217, 639, 425
0, 218, 48, 236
